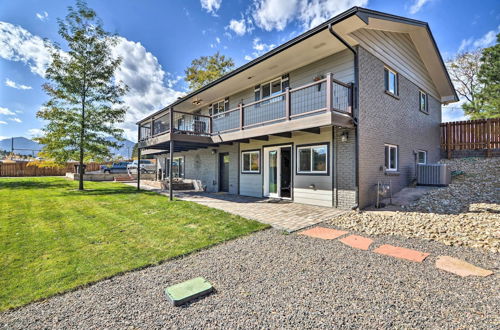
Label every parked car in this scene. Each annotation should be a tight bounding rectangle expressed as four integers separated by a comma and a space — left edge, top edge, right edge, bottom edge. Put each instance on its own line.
103, 162, 130, 174
127, 160, 155, 174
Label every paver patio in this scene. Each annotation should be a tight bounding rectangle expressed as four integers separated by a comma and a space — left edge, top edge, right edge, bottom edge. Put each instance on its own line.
174, 192, 347, 231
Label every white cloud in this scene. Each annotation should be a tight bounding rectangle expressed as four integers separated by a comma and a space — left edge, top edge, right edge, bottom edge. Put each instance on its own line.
442, 106, 468, 122
252, 0, 367, 31
409, 0, 430, 15
458, 25, 500, 52
112, 37, 185, 141
227, 18, 248, 36
0, 107, 15, 116
0, 22, 52, 76
200, 0, 222, 15
245, 37, 276, 60
5, 78, 32, 90
9, 117, 22, 123
36, 11, 49, 21
27, 128, 43, 137
0, 121, 7, 125
244, 55, 253, 61
0, 22, 185, 142
216, 37, 221, 44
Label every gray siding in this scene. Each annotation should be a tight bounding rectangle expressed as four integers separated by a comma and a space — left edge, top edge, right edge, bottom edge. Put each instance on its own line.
351, 29, 440, 99
357, 46, 442, 208
198, 49, 354, 113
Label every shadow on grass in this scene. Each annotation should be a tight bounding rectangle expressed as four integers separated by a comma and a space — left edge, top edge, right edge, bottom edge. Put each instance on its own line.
0, 180, 71, 190
60, 187, 156, 197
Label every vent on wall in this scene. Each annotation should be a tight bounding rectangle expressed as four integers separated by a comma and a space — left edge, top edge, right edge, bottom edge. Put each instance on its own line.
416, 164, 451, 186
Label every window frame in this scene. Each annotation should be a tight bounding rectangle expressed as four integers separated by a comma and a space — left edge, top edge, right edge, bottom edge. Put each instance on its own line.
384, 144, 398, 172
241, 149, 261, 174
164, 156, 185, 178
417, 150, 427, 165
384, 67, 399, 96
419, 90, 429, 114
211, 99, 226, 116
296, 143, 330, 176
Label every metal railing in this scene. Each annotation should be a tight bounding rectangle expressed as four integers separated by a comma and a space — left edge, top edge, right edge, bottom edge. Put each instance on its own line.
139, 73, 352, 141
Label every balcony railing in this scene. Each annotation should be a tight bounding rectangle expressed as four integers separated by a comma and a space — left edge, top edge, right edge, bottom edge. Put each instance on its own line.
139, 73, 352, 141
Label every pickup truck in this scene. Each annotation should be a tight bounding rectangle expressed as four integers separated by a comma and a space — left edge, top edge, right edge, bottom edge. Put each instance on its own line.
127, 159, 156, 174
102, 162, 130, 174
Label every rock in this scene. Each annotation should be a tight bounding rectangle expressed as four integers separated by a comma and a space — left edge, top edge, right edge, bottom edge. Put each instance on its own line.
435, 256, 494, 277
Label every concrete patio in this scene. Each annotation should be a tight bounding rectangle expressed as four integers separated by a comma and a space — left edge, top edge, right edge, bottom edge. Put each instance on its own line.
129, 183, 347, 231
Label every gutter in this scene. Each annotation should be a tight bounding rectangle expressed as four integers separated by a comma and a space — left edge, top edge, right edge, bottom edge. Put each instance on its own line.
328, 23, 360, 210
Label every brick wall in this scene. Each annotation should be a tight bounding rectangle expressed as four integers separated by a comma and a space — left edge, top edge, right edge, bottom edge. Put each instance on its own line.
332, 126, 357, 209
357, 47, 442, 208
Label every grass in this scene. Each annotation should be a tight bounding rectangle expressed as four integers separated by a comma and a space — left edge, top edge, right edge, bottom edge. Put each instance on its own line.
0, 177, 268, 311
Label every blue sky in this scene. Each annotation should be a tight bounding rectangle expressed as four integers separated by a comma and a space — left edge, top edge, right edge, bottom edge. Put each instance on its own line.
0, 0, 499, 142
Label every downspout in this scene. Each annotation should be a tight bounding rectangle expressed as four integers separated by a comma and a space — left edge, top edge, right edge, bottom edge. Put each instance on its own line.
328, 23, 360, 210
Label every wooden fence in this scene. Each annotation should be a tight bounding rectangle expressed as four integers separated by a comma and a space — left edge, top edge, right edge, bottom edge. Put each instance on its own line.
0, 162, 107, 177
440, 118, 500, 158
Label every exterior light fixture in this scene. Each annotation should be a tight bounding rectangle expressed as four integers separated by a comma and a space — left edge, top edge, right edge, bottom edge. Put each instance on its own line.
211, 149, 217, 154
341, 131, 349, 142
192, 98, 202, 105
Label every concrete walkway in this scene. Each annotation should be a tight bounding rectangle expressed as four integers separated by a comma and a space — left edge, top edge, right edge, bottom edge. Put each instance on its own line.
127, 183, 346, 231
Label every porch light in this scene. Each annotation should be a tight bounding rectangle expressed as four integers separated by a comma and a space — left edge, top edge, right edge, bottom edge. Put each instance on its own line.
341, 131, 349, 142
192, 98, 202, 105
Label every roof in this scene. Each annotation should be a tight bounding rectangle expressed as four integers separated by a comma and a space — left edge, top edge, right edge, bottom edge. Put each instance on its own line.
137, 7, 457, 124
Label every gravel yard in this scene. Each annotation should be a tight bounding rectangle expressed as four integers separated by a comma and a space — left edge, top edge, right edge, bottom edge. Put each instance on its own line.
1, 228, 498, 329
331, 158, 500, 253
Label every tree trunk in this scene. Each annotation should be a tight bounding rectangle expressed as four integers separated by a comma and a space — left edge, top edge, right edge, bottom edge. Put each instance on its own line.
79, 84, 86, 191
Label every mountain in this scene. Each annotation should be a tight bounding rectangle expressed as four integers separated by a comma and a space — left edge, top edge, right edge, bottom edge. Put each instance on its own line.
0, 136, 136, 159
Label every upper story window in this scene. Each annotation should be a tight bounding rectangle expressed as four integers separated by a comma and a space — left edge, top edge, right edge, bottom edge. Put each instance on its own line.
255, 74, 289, 102
417, 150, 427, 164
297, 143, 328, 174
419, 91, 428, 113
384, 144, 398, 172
384, 67, 398, 96
139, 122, 151, 140
211, 98, 229, 116
152, 114, 169, 135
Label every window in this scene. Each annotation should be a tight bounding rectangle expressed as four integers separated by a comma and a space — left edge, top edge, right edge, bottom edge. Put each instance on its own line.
384, 144, 398, 171
255, 74, 289, 103
164, 156, 184, 178
211, 99, 228, 116
419, 91, 428, 113
384, 67, 398, 95
241, 150, 260, 173
417, 150, 427, 164
297, 144, 328, 174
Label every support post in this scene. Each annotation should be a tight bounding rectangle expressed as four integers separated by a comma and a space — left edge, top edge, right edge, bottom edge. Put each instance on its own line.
285, 87, 291, 120
239, 103, 244, 130
169, 139, 174, 201
326, 72, 332, 112
137, 147, 141, 190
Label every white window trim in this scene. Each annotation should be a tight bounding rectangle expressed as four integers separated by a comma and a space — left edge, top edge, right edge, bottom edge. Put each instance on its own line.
212, 99, 226, 115
241, 150, 260, 173
385, 67, 398, 95
417, 150, 427, 164
384, 144, 398, 172
297, 144, 328, 174
259, 77, 283, 100
419, 90, 428, 113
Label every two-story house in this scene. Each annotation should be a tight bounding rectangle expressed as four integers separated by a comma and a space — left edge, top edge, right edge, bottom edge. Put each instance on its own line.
136, 7, 457, 209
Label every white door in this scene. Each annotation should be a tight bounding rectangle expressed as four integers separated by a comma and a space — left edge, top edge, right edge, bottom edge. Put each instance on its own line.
263, 145, 292, 198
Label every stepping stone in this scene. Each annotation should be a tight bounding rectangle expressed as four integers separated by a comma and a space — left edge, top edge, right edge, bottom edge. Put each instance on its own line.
339, 235, 373, 250
165, 277, 213, 306
435, 256, 493, 277
298, 227, 348, 240
373, 244, 429, 262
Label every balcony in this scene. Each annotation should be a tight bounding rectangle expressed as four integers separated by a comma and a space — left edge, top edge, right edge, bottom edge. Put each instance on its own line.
138, 73, 353, 149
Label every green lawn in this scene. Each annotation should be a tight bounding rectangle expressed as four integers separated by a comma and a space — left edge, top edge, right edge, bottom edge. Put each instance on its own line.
0, 177, 268, 311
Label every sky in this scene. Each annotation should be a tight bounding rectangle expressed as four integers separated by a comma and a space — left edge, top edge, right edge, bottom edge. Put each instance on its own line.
0, 0, 499, 142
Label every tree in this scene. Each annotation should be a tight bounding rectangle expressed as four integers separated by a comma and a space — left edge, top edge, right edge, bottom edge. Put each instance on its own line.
184, 52, 234, 90
35, 0, 128, 190
131, 143, 138, 159
447, 50, 483, 117
475, 33, 500, 119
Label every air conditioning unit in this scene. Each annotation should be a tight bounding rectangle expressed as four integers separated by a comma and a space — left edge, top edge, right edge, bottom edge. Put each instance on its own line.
417, 164, 451, 186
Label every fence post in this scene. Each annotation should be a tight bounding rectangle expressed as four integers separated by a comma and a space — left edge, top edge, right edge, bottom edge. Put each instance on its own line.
447, 123, 452, 159
239, 103, 244, 130
486, 119, 491, 157
326, 72, 332, 112
285, 87, 291, 120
